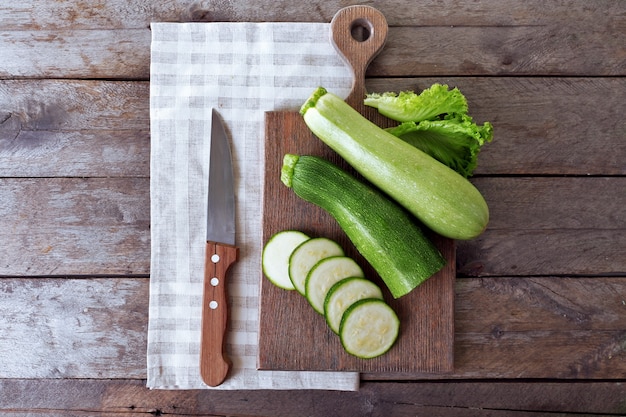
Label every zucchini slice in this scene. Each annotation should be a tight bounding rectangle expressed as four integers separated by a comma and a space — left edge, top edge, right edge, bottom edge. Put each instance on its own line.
324, 277, 384, 334
288, 237, 344, 296
304, 256, 364, 315
339, 298, 400, 359
262, 230, 310, 290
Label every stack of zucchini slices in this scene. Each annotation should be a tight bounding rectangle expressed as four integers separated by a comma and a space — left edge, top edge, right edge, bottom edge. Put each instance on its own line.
263, 230, 400, 359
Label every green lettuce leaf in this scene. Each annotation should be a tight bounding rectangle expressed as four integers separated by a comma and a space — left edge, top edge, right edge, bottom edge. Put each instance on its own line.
365, 83, 493, 177
387, 113, 493, 178
364, 84, 468, 123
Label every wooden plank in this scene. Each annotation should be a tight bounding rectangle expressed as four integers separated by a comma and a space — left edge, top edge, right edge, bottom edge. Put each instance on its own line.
452, 277, 626, 379
1, 0, 622, 29
0, 178, 150, 276
0, 80, 149, 130
0, 24, 623, 79
2, 78, 622, 178
0, 130, 149, 177
1, 277, 624, 379
474, 177, 626, 230
0, 80, 149, 177
372, 24, 625, 77
0, 278, 148, 379
459, 229, 626, 277
458, 177, 626, 277
0, 29, 150, 79
2, 176, 623, 277
0, 380, 625, 417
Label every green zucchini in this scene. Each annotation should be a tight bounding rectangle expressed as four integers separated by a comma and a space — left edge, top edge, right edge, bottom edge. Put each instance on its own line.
281, 154, 445, 299
300, 87, 489, 240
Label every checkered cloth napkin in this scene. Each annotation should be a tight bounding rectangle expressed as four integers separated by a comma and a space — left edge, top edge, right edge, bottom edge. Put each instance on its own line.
148, 22, 359, 390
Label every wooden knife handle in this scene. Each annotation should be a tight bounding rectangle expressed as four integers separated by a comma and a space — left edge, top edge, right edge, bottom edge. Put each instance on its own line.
200, 241, 239, 387
330, 5, 388, 110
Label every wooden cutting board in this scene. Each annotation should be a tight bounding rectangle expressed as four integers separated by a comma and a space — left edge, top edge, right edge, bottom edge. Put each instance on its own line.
258, 5, 455, 373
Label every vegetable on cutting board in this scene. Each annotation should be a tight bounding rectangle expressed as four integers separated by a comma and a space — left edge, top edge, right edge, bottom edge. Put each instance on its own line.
305, 256, 364, 315
364, 84, 493, 179
281, 154, 445, 299
300, 86, 489, 241
288, 237, 344, 296
340, 298, 400, 359
262, 231, 399, 359
324, 277, 384, 334
261, 230, 310, 290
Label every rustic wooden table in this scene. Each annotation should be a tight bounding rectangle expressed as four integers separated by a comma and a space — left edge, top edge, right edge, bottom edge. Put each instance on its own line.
1, 1, 625, 415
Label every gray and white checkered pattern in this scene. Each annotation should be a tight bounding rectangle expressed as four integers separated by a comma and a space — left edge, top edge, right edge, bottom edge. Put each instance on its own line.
148, 22, 358, 390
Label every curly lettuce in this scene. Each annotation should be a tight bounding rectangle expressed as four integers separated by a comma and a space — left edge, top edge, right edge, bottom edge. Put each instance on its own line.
364, 84, 468, 123
387, 114, 493, 178
365, 83, 493, 177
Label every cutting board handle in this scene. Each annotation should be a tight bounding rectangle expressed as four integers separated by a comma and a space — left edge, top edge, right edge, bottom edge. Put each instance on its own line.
330, 5, 388, 110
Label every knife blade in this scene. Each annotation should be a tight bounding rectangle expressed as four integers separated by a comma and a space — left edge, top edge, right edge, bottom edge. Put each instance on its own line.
199, 109, 239, 387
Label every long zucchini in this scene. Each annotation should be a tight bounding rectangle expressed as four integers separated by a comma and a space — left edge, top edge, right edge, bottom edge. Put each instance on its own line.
300, 87, 489, 240
281, 154, 445, 299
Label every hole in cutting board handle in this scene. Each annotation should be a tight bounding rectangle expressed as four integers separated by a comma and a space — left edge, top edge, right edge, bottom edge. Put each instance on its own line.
350, 18, 373, 42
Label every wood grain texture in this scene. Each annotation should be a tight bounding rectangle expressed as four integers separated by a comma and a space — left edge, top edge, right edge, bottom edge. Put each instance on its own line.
0, 29, 150, 79
451, 276, 626, 380
458, 177, 626, 277
1, 0, 623, 29
1, 176, 623, 277
1, 378, 626, 416
0, 178, 150, 276
1, 0, 625, 413
2, 78, 623, 178
0, 130, 150, 178
459, 230, 626, 277
0, 277, 624, 380
0, 80, 149, 131
0, 25, 623, 79
0, 278, 148, 379
375, 24, 625, 77
0, 80, 150, 177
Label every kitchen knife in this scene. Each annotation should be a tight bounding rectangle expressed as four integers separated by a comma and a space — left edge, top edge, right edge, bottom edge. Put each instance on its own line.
200, 108, 239, 387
